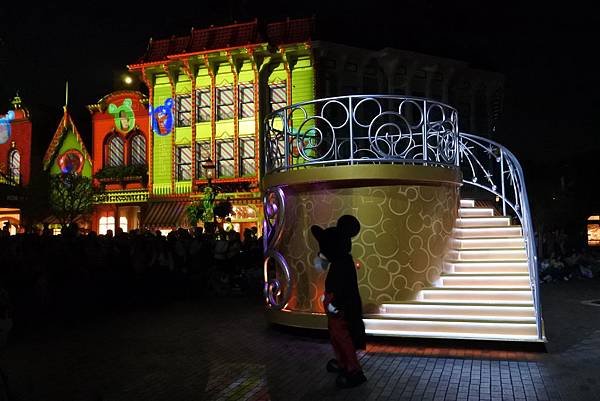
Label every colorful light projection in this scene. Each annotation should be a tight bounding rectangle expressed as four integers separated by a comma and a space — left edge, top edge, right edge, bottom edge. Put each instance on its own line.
108, 99, 135, 134
57, 149, 84, 174
0, 111, 15, 144
588, 215, 600, 246
150, 98, 174, 136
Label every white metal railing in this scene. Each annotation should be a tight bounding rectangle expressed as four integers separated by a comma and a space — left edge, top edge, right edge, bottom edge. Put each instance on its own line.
458, 132, 542, 340
263, 96, 542, 341
264, 95, 459, 174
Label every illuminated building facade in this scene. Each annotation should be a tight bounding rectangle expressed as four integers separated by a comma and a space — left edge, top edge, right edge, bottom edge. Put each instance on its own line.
87, 91, 150, 234
0, 95, 32, 233
124, 18, 503, 233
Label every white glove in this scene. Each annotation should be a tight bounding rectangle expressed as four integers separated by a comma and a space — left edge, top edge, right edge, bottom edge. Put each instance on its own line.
327, 302, 339, 315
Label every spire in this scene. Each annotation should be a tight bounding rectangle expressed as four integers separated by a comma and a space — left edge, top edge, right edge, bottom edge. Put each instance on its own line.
63, 81, 69, 114
11, 92, 22, 109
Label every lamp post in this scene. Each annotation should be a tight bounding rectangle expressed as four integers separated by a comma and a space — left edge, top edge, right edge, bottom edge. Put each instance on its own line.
201, 158, 217, 231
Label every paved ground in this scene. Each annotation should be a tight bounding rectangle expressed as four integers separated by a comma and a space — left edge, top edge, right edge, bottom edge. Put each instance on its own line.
1, 279, 599, 401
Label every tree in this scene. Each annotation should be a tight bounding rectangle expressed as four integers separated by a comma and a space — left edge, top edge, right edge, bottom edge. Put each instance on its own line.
49, 172, 93, 225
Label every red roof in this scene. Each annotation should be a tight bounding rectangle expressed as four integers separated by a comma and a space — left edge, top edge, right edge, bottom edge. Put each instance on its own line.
134, 18, 314, 65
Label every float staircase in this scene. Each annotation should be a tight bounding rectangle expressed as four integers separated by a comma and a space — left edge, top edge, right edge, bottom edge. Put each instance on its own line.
363, 199, 539, 341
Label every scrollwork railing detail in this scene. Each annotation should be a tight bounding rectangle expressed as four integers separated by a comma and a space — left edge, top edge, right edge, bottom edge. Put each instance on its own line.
458, 132, 542, 340
264, 95, 459, 173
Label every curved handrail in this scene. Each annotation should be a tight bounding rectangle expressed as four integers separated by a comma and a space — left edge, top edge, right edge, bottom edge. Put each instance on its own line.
459, 132, 542, 341
264, 95, 459, 174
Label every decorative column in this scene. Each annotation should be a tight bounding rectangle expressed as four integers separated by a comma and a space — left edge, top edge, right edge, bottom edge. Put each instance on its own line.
162, 64, 177, 195
203, 54, 217, 172
141, 67, 154, 191
227, 51, 240, 178
182, 59, 197, 187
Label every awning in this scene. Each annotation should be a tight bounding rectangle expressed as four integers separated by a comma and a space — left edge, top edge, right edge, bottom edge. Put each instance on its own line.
143, 201, 190, 228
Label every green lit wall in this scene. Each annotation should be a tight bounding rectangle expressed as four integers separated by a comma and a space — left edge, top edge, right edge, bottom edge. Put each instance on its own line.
50, 130, 92, 178
153, 74, 173, 195
147, 46, 316, 196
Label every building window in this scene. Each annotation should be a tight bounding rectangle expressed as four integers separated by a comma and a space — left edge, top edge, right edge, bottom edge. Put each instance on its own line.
344, 62, 358, 72
323, 58, 336, 69
588, 215, 600, 246
176, 94, 192, 127
216, 86, 234, 120
8, 149, 20, 184
99, 215, 115, 235
239, 84, 255, 119
414, 69, 427, 79
176, 146, 192, 181
196, 88, 211, 122
269, 82, 287, 112
119, 216, 128, 233
107, 135, 125, 167
195, 141, 211, 178
216, 140, 234, 178
239, 137, 256, 177
130, 134, 146, 165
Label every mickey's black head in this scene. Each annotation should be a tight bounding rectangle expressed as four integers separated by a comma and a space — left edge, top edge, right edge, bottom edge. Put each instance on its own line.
311, 215, 360, 261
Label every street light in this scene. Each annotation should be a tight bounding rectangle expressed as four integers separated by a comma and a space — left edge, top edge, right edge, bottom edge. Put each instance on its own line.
202, 157, 216, 187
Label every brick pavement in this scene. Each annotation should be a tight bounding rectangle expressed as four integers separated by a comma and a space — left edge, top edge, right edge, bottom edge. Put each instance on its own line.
1, 280, 598, 401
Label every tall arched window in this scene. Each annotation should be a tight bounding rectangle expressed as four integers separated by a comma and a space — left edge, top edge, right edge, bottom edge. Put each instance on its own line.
107, 135, 125, 167
130, 134, 146, 165
8, 149, 20, 184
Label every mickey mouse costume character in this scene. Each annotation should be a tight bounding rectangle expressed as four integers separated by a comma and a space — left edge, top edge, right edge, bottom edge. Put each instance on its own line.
311, 215, 367, 388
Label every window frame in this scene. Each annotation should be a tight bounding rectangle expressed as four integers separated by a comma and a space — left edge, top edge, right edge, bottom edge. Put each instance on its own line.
216, 139, 235, 178
196, 88, 211, 122
239, 137, 256, 177
176, 94, 192, 127
176, 145, 192, 181
269, 82, 287, 113
216, 86, 234, 120
130, 133, 147, 165
106, 135, 125, 167
238, 84, 255, 119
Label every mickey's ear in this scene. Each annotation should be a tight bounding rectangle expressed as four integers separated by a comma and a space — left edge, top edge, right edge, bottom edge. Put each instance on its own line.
108, 104, 117, 114
337, 215, 360, 238
310, 225, 324, 240
123, 98, 132, 107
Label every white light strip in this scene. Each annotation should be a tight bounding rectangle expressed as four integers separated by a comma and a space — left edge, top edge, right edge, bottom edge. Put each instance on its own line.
456, 217, 510, 227
371, 314, 536, 322
364, 329, 539, 341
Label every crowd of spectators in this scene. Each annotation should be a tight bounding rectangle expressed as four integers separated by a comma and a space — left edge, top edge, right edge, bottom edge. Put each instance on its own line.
0, 223, 264, 340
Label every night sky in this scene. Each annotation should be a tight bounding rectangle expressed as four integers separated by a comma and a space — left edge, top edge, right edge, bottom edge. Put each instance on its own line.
0, 2, 598, 176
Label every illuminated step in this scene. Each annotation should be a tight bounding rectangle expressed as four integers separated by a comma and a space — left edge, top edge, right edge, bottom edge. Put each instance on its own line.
453, 226, 522, 238
458, 207, 495, 217
364, 319, 538, 338
456, 217, 511, 228
419, 288, 533, 303
439, 274, 530, 288
380, 303, 535, 318
444, 261, 529, 274
364, 314, 536, 324
446, 249, 528, 261
460, 199, 475, 208
451, 237, 526, 250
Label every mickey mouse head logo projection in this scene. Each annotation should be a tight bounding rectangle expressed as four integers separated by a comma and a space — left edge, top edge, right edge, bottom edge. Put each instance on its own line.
57, 149, 84, 174
108, 98, 135, 134
0, 111, 15, 145
150, 98, 174, 136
